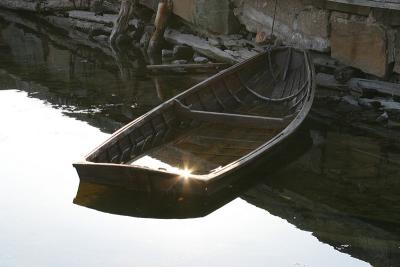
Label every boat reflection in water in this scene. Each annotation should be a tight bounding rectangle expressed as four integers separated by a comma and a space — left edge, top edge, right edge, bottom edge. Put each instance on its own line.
242, 127, 400, 267
74, 126, 313, 219
0, 8, 209, 133
74, 124, 400, 266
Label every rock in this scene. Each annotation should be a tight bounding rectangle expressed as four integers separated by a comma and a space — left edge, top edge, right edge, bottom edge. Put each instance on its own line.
162, 49, 173, 58
172, 45, 194, 60
193, 56, 209, 64
129, 18, 144, 30
330, 12, 389, 77
172, 60, 188, 65
255, 31, 268, 45
376, 112, 389, 123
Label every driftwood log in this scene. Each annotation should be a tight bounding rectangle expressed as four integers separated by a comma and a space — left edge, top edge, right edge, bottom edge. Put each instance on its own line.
109, 0, 135, 45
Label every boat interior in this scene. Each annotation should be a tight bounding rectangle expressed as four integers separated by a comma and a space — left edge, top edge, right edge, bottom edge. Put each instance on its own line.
86, 48, 311, 176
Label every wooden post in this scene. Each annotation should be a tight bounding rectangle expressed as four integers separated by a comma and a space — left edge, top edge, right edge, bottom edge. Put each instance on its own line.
109, 0, 135, 45
147, 0, 173, 54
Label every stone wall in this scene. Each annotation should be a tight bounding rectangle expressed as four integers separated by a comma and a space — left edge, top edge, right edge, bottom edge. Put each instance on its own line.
232, 0, 330, 52
330, 12, 390, 77
232, 0, 400, 77
328, 5, 400, 78
2, 0, 399, 78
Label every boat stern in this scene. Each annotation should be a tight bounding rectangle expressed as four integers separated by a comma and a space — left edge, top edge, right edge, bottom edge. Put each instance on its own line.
73, 162, 208, 195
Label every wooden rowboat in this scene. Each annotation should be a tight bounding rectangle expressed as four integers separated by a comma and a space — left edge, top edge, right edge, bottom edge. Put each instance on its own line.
73, 47, 315, 195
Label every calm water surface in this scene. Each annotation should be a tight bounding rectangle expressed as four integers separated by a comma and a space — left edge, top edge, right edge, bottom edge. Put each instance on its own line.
0, 10, 399, 267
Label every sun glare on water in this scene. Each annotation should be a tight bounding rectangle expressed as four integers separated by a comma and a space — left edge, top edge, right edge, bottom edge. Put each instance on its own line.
132, 156, 193, 179
179, 168, 192, 179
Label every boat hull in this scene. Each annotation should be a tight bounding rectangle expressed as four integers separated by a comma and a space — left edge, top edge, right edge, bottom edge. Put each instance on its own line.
73, 47, 316, 195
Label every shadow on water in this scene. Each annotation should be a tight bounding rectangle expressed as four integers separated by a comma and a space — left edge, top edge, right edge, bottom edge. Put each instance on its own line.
242, 123, 400, 266
0, 9, 208, 133
1, 9, 400, 267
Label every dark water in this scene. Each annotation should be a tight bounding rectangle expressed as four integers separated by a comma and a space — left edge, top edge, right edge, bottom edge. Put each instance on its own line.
0, 10, 399, 267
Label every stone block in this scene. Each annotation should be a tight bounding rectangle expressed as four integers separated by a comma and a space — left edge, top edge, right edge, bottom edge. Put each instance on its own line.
232, 0, 330, 51
330, 12, 389, 77
297, 8, 330, 38
194, 56, 209, 64
233, 0, 305, 31
140, 0, 240, 34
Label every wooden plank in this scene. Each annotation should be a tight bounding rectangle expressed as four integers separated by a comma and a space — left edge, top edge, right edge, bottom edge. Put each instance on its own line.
316, 73, 400, 97
348, 78, 400, 97
146, 63, 229, 72
327, 0, 400, 10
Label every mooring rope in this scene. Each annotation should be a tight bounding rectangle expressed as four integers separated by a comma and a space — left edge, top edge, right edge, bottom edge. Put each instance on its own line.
271, 0, 278, 38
